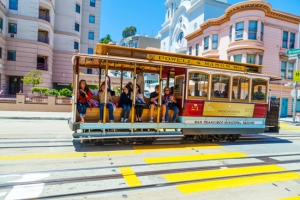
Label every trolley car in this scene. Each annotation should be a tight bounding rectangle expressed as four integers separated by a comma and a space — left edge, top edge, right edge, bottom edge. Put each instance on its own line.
69, 44, 281, 144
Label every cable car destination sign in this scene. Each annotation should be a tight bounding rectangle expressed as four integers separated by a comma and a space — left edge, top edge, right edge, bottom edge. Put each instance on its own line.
148, 54, 245, 72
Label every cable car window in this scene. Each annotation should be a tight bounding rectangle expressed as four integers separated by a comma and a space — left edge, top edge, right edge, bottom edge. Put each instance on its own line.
251, 79, 267, 101
232, 77, 249, 100
188, 72, 209, 98
174, 76, 184, 97
211, 75, 230, 99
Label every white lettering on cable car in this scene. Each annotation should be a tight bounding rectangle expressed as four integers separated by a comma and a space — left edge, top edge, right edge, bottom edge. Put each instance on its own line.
185, 120, 263, 125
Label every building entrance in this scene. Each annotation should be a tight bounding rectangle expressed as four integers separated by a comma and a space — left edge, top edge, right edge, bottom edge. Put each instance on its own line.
9, 76, 23, 94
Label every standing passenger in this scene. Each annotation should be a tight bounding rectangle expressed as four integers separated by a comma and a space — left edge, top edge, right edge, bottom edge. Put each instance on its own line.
98, 82, 114, 123
162, 86, 179, 123
134, 84, 145, 122
136, 67, 145, 95
77, 79, 92, 123
149, 85, 159, 123
120, 86, 132, 122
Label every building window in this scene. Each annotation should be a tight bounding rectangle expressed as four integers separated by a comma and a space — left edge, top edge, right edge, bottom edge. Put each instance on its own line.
9, 0, 18, 10
74, 42, 79, 50
290, 33, 295, 49
88, 32, 94, 40
248, 20, 257, 40
87, 69, 93, 74
90, 0, 95, 7
235, 21, 244, 40
281, 61, 287, 78
0, 18, 3, 30
234, 54, 242, 62
212, 34, 218, 50
76, 4, 80, 13
247, 54, 256, 64
0, 47, 2, 58
229, 25, 232, 42
75, 23, 79, 32
7, 50, 16, 61
288, 62, 294, 79
259, 55, 263, 65
204, 36, 209, 51
189, 46, 192, 55
37, 56, 48, 71
8, 23, 17, 34
228, 56, 230, 61
89, 15, 95, 23
261, 22, 264, 41
282, 31, 288, 48
195, 44, 199, 56
88, 48, 93, 54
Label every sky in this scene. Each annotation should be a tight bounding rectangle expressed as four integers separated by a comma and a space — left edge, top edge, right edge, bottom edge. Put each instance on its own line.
99, 0, 300, 42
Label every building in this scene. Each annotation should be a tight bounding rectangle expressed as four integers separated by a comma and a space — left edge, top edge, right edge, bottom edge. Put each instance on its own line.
186, 0, 300, 116
119, 35, 161, 49
0, 0, 100, 94
159, 0, 229, 54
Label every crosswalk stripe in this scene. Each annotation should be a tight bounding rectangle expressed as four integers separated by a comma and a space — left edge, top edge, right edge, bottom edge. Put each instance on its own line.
119, 167, 142, 187
164, 165, 286, 182
134, 143, 222, 151
176, 172, 300, 194
144, 152, 247, 164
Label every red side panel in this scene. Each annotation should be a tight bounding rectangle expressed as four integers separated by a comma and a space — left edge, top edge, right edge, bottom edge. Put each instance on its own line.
180, 100, 205, 116
253, 104, 268, 118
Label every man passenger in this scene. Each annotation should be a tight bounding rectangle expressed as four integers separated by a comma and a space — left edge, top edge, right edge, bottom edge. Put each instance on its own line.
253, 86, 265, 100
149, 85, 159, 123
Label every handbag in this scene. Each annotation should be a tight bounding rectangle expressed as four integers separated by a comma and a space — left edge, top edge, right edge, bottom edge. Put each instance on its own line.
87, 99, 99, 111
135, 99, 145, 106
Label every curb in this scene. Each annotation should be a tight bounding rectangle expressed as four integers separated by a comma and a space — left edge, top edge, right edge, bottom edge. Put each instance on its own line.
0, 116, 70, 120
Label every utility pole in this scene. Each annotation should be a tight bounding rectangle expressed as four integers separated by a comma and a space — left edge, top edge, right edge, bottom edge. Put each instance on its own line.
292, 23, 300, 123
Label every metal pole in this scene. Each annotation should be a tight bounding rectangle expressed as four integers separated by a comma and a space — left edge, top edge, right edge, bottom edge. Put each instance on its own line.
279, 79, 283, 119
292, 23, 300, 123
103, 59, 108, 124
131, 64, 137, 124
157, 65, 163, 124
73, 56, 80, 124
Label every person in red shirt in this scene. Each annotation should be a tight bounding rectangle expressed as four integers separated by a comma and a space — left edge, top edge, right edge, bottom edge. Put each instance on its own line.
77, 79, 92, 123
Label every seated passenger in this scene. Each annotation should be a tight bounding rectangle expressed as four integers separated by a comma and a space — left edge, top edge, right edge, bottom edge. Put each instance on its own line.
125, 82, 133, 93
134, 84, 145, 122
221, 85, 235, 99
162, 86, 179, 123
98, 82, 114, 123
77, 79, 92, 124
253, 86, 265, 100
149, 85, 159, 123
119, 86, 132, 123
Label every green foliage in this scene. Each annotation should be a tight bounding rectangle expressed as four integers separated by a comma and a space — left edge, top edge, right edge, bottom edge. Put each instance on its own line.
113, 86, 121, 96
22, 70, 44, 88
88, 85, 99, 90
59, 88, 72, 97
45, 89, 59, 96
122, 26, 137, 38
31, 87, 49, 95
100, 34, 113, 44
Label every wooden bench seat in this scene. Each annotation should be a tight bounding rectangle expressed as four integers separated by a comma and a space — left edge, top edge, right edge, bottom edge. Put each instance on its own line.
76, 95, 176, 122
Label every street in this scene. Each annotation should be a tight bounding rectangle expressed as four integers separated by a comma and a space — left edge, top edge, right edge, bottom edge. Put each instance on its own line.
0, 119, 300, 200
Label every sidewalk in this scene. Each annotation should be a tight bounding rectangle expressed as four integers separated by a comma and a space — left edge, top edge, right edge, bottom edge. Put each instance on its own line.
280, 117, 300, 125
0, 111, 71, 120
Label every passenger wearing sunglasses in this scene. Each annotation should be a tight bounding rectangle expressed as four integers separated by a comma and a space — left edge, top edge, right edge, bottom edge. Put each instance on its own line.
161, 86, 179, 123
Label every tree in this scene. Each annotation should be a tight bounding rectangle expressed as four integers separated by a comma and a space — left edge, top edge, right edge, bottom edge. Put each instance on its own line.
22, 70, 43, 88
100, 34, 113, 44
122, 26, 137, 38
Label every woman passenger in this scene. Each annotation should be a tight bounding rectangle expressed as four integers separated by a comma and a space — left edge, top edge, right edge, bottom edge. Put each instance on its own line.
134, 84, 145, 122
77, 80, 92, 123
120, 86, 132, 122
98, 82, 114, 123
161, 86, 179, 123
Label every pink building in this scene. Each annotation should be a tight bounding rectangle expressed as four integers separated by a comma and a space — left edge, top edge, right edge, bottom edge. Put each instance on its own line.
186, 0, 300, 117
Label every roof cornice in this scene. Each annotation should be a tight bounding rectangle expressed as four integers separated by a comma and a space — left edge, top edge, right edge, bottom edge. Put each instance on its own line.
186, 1, 300, 41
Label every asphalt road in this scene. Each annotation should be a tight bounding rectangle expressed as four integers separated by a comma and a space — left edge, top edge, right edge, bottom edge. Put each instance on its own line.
0, 119, 300, 200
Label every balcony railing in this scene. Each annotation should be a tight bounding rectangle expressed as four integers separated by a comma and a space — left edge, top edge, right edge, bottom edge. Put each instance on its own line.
37, 63, 48, 71
38, 37, 49, 44
39, 13, 50, 22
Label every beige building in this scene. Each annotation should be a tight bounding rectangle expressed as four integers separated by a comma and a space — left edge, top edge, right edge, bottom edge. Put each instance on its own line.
0, 0, 100, 94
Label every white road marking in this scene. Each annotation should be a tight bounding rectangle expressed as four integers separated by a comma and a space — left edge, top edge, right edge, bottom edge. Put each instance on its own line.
10, 173, 49, 183
4, 184, 44, 200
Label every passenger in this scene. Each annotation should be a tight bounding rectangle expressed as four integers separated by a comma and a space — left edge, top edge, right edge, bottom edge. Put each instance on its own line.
170, 86, 174, 95
110, 91, 116, 96
136, 68, 145, 95
162, 86, 179, 123
77, 79, 92, 124
119, 86, 132, 123
253, 86, 265, 100
149, 85, 159, 123
98, 82, 114, 123
221, 85, 235, 99
134, 84, 145, 122
126, 82, 133, 93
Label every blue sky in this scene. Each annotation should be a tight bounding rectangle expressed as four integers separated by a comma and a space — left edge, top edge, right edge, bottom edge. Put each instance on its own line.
100, 0, 300, 42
